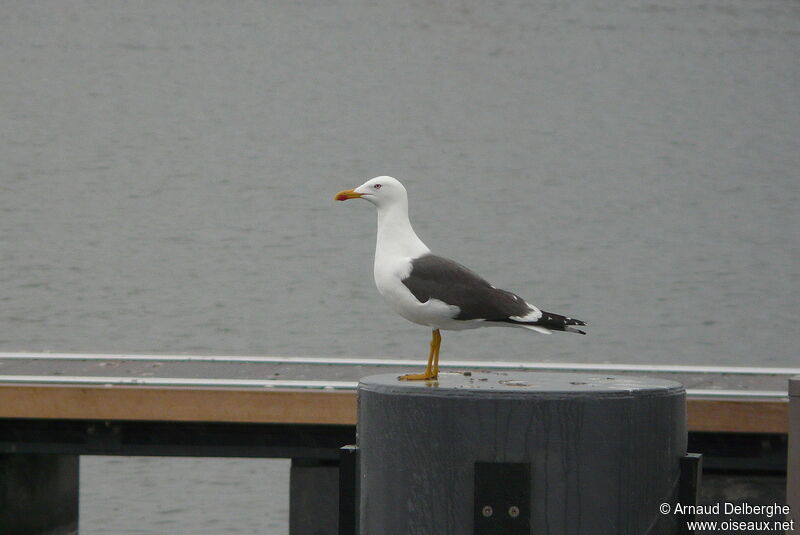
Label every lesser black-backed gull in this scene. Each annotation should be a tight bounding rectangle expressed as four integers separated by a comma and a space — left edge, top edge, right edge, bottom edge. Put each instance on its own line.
335, 176, 586, 381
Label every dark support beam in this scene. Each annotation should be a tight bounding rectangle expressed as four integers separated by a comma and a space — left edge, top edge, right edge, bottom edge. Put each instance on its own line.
0, 419, 355, 459
788, 376, 799, 527
338, 445, 358, 535
290, 458, 340, 535
0, 454, 78, 535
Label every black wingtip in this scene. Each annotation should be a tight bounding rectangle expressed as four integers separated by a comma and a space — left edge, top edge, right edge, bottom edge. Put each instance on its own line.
516, 311, 588, 334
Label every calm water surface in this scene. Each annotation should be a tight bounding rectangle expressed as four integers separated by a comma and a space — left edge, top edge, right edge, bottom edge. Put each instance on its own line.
1, 1, 798, 533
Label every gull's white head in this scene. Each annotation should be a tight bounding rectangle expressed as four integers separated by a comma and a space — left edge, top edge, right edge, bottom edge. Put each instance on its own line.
334, 176, 407, 208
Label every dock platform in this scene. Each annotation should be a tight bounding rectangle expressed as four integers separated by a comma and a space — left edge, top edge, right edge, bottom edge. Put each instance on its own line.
0, 353, 793, 433
0, 353, 795, 535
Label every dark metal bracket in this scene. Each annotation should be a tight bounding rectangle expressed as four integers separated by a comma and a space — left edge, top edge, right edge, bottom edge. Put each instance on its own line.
474, 462, 531, 535
677, 452, 703, 535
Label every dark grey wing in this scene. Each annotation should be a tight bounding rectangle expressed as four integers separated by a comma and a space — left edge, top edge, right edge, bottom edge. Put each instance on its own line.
401, 254, 532, 321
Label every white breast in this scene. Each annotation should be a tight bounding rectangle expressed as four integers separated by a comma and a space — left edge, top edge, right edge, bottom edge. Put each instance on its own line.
369, 189, 470, 329
373, 255, 462, 328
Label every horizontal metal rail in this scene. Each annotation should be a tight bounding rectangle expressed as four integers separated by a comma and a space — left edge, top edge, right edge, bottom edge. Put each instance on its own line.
0, 375, 357, 390
1, 352, 798, 376
685, 389, 788, 400
0, 374, 788, 400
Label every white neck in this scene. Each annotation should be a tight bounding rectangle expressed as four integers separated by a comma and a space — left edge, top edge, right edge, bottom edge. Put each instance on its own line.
374, 200, 430, 261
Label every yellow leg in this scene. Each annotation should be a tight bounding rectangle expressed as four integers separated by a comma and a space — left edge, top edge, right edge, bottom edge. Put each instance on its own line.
431, 329, 441, 377
399, 329, 441, 381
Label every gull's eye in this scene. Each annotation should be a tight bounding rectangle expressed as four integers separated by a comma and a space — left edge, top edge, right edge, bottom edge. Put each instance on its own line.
373, 184, 382, 189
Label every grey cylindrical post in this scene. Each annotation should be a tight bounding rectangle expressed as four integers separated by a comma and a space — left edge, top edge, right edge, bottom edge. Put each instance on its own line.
358, 371, 686, 535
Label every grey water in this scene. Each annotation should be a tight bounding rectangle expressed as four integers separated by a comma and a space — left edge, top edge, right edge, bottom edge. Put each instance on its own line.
1, 0, 798, 532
